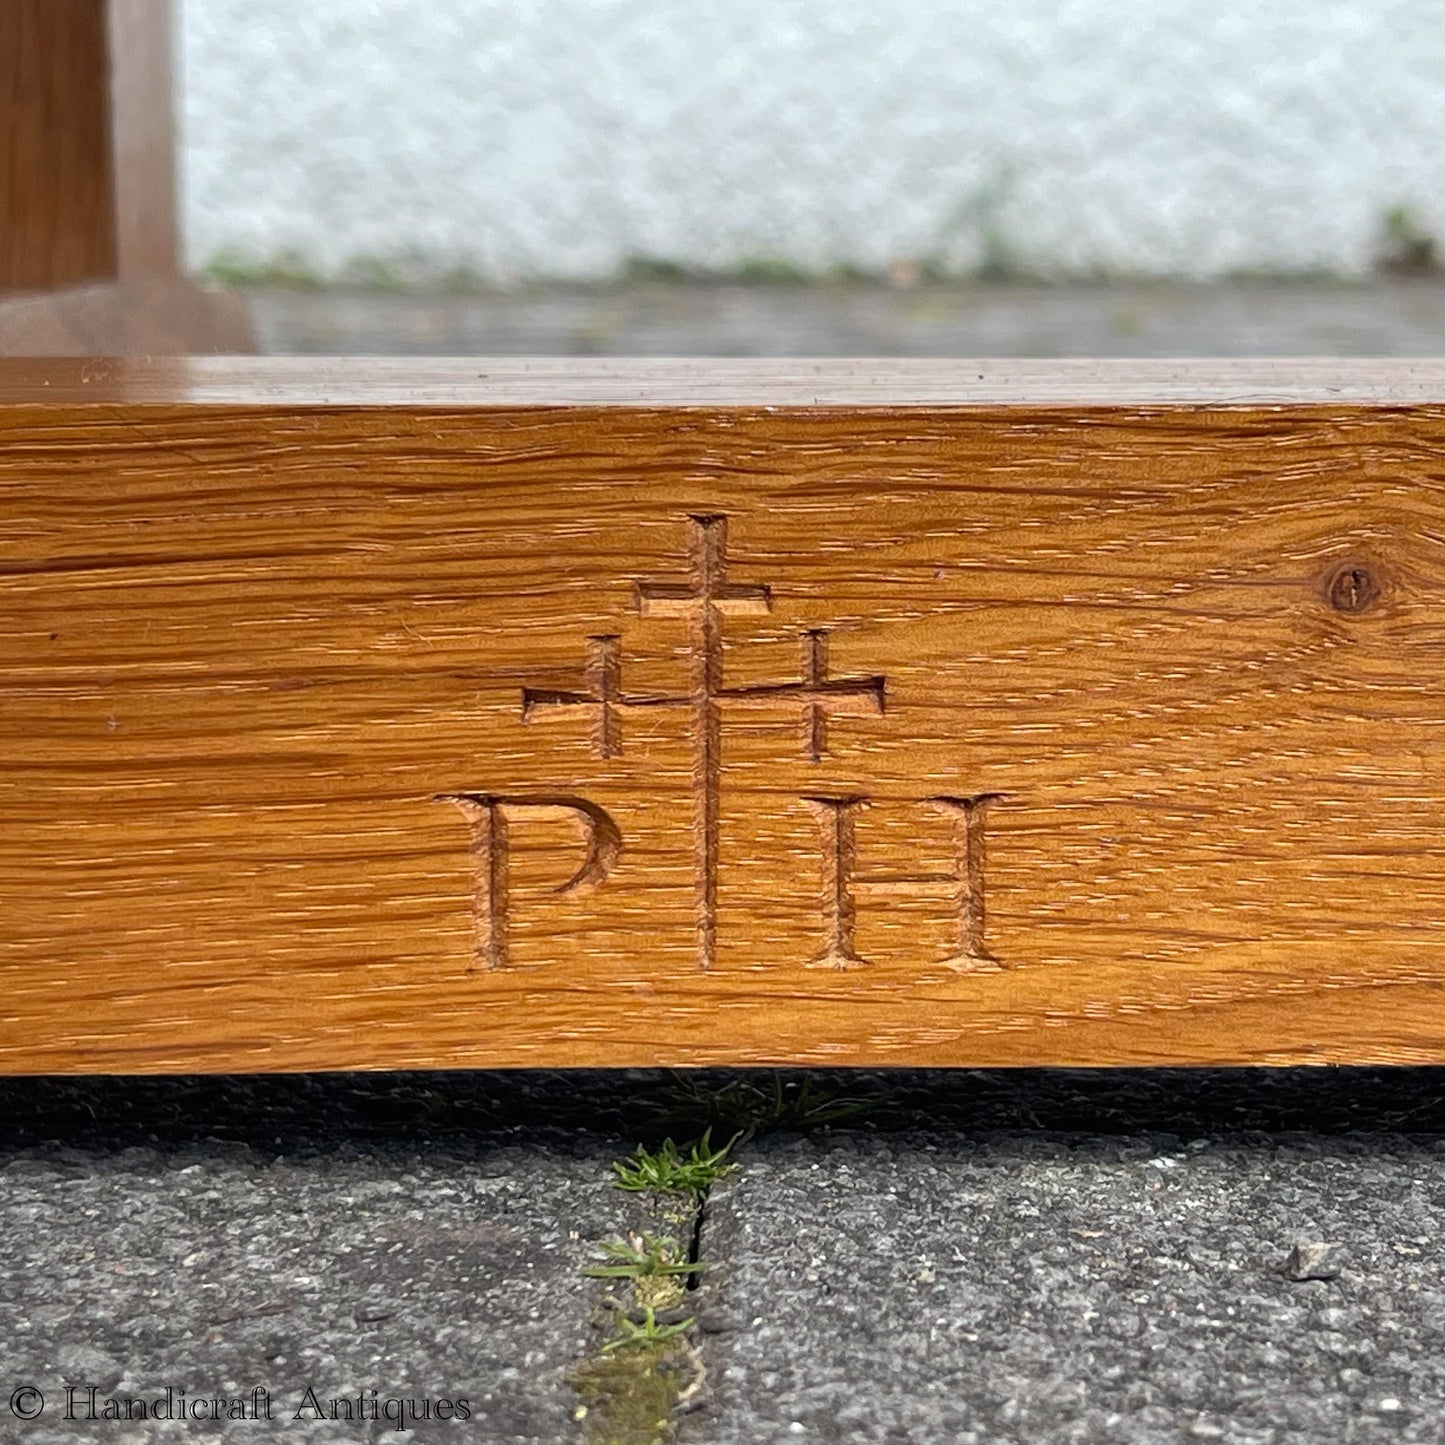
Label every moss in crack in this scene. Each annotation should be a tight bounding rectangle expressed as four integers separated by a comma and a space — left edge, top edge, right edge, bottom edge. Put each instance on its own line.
573, 1330, 701, 1445
583, 1231, 703, 1305
573, 1216, 707, 1444
574, 1081, 863, 1444
573, 1130, 727, 1444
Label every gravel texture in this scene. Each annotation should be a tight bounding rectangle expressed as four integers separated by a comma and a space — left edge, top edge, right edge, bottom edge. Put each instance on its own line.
0, 1079, 631, 1444
695, 1129, 1445, 1445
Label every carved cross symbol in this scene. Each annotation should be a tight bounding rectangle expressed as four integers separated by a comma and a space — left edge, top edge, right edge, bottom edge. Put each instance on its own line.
521, 634, 626, 759
522, 513, 886, 970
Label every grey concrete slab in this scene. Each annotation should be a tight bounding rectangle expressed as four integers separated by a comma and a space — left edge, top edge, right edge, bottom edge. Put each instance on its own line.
242, 279, 1445, 358
0, 1134, 618, 1445
694, 1130, 1445, 1445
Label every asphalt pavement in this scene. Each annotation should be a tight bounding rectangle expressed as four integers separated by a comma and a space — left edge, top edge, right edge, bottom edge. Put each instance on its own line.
3, 1070, 1445, 1443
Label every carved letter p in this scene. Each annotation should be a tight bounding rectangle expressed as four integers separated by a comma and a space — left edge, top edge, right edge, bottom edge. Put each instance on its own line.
436, 794, 622, 970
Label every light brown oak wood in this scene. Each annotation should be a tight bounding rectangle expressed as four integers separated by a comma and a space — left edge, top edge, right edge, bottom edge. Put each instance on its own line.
1, 358, 1443, 1073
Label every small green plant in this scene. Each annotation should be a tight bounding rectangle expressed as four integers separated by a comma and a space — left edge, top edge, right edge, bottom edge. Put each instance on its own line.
1380, 203, 1439, 274
732, 255, 815, 284
582, 1232, 704, 1282
202, 245, 326, 290
610, 1129, 739, 1196
601, 1307, 696, 1353
618, 254, 696, 284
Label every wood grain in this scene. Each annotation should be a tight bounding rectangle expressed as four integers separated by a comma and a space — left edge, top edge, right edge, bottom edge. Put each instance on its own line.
1, 359, 1443, 1073
0, 3, 231, 356
0, 0, 117, 291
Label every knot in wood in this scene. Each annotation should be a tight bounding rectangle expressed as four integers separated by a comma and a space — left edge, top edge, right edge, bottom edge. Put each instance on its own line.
1324, 561, 1381, 615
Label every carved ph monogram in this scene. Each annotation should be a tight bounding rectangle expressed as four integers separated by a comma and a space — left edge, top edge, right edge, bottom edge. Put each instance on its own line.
438, 513, 1007, 973
523, 515, 884, 971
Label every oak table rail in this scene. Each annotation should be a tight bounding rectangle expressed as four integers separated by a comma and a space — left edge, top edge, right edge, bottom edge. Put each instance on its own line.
1, 358, 1442, 1072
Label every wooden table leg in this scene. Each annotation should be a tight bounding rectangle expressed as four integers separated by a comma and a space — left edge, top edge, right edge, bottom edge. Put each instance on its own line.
0, 0, 251, 354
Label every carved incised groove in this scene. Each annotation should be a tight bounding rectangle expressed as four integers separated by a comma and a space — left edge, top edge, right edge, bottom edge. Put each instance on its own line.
804, 792, 1009, 971
523, 634, 625, 759
521, 514, 887, 970
443, 512, 1009, 975
436, 793, 622, 971
803, 795, 868, 971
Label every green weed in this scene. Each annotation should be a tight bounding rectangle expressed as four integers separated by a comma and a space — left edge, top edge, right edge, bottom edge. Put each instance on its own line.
611, 1130, 738, 1196
653, 1071, 873, 1141
583, 1232, 704, 1283
601, 1308, 696, 1353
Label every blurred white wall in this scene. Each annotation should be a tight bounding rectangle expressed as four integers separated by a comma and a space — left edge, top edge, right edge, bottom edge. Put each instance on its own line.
180, 0, 1445, 283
